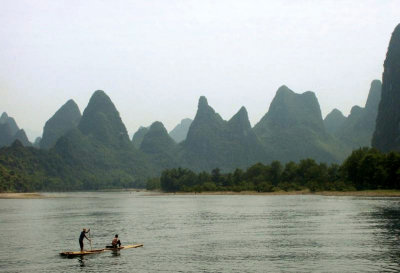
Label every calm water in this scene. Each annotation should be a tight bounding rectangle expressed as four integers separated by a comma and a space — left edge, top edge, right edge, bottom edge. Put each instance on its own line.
1, 192, 400, 272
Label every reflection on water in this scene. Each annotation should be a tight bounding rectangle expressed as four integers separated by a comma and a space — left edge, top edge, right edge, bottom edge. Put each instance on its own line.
78, 257, 85, 267
368, 204, 400, 271
111, 250, 121, 257
1, 193, 400, 272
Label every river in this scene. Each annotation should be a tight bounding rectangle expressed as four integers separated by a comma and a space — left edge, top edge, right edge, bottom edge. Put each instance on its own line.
0, 192, 400, 272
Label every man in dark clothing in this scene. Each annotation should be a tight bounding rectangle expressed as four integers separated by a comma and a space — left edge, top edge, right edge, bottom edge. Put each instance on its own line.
79, 228, 91, 251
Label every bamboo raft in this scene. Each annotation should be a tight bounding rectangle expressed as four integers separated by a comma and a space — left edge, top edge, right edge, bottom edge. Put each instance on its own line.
60, 244, 143, 257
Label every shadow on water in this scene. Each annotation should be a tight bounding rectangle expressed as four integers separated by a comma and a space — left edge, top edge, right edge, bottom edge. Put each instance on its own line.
78, 256, 85, 267
76, 250, 121, 268
369, 204, 400, 269
110, 250, 121, 257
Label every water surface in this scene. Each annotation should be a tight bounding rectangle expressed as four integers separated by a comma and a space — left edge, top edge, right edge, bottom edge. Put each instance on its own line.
1, 192, 400, 272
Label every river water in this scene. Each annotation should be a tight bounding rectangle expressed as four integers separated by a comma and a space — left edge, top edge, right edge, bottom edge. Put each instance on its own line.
1, 192, 400, 272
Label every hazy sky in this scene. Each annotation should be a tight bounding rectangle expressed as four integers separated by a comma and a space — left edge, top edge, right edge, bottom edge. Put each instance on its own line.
1, 0, 399, 141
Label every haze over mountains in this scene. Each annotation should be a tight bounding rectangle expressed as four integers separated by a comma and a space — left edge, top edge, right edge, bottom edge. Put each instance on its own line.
180, 96, 266, 171
0, 112, 31, 147
132, 127, 149, 149
0, 80, 386, 190
50, 90, 154, 188
254, 86, 344, 163
325, 80, 382, 150
0, 76, 385, 177
0, 79, 383, 162
169, 118, 193, 143
40, 100, 81, 150
139, 121, 180, 170
1, 23, 400, 191
1, 78, 382, 170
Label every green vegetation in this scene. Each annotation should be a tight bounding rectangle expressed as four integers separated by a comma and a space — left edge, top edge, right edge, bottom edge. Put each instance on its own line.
0, 137, 153, 192
0, 141, 66, 192
1, 88, 398, 193
153, 147, 400, 193
132, 127, 149, 149
181, 97, 266, 172
40, 99, 81, 149
254, 86, 347, 164
48, 90, 155, 189
0, 90, 155, 192
323, 109, 346, 135
2, 25, 400, 193
2, 139, 399, 193
139, 121, 181, 170
0, 112, 31, 147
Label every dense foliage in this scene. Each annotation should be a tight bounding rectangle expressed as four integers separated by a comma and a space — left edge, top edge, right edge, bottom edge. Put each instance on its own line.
0, 138, 152, 192
154, 148, 400, 193
0, 90, 156, 192
1, 141, 400, 193
1, 66, 399, 193
0, 113, 31, 147
0, 141, 66, 192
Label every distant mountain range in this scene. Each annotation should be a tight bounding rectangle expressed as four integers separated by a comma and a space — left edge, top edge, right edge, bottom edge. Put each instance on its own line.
0, 80, 382, 161
0, 112, 31, 147
1, 23, 400, 191
254, 85, 346, 163
325, 80, 382, 150
169, 118, 192, 143
40, 99, 81, 150
0, 79, 384, 190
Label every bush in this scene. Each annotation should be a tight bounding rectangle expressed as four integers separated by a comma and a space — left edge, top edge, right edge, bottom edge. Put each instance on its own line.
277, 182, 302, 192
202, 181, 217, 191
256, 182, 274, 192
146, 177, 160, 190
306, 181, 321, 192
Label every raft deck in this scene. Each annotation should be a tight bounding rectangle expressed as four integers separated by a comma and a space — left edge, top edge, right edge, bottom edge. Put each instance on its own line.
60, 244, 143, 257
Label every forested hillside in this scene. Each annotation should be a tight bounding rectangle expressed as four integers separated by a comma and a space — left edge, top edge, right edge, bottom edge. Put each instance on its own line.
1, 24, 400, 192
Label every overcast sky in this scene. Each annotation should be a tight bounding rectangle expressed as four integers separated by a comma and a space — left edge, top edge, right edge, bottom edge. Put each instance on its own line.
0, 0, 399, 141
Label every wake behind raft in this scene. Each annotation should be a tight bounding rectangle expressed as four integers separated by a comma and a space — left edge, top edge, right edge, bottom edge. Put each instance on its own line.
60, 244, 143, 258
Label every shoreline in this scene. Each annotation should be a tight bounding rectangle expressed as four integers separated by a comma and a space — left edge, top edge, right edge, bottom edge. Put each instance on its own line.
316, 190, 400, 197
144, 189, 400, 197
2, 190, 400, 198
0, 192, 44, 199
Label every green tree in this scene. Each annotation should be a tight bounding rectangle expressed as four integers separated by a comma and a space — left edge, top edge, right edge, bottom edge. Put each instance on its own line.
269, 161, 282, 186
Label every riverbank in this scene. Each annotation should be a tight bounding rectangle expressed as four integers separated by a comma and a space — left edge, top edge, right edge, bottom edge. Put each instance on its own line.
2, 190, 400, 198
0, 192, 44, 199
317, 190, 400, 197
145, 189, 400, 197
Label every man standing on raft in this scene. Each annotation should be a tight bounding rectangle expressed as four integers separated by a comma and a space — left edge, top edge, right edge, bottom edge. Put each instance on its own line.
79, 228, 91, 252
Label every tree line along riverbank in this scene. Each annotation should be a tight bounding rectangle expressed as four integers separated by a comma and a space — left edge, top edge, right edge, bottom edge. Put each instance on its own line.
1, 147, 399, 193
148, 147, 400, 193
